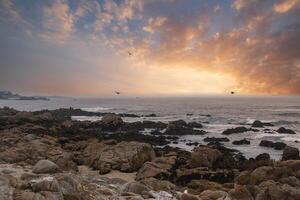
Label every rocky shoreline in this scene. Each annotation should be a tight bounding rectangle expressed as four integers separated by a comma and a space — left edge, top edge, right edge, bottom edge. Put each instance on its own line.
0, 107, 299, 200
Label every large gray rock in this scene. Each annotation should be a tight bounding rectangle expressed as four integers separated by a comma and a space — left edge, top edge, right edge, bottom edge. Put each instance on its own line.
30, 176, 60, 192
91, 141, 155, 174
101, 113, 123, 128
0, 175, 14, 200
189, 146, 222, 168
51, 152, 78, 172
282, 146, 299, 161
32, 160, 60, 174
122, 181, 151, 198
136, 153, 176, 180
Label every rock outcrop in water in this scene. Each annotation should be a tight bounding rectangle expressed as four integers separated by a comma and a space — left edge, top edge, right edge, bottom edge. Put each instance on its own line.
0, 107, 300, 200
277, 127, 296, 134
222, 127, 258, 135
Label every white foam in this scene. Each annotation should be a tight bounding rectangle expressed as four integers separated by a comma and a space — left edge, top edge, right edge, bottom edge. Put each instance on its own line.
81, 107, 113, 112
72, 116, 102, 122
281, 136, 300, 142
254, 133, 283, 139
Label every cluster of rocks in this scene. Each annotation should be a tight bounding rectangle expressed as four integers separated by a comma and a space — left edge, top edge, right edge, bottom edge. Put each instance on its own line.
0, 107, 299, 200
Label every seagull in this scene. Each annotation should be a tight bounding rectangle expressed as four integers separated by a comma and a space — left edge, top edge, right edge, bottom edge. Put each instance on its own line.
231, 91, 235, 95
115, 91, 121, 95
128, 51, 132, 56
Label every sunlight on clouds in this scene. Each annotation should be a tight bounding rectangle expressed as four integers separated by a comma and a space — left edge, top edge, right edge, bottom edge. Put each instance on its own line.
273, 0, 300, 13
1, 0, 300, 96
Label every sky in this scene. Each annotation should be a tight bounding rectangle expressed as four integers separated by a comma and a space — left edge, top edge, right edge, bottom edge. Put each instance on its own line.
0, 0, 300, 97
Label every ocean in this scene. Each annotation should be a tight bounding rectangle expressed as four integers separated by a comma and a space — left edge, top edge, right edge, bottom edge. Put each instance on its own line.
1, 96, 300, 160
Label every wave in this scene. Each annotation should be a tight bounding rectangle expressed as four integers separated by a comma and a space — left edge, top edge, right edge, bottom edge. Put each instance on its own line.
281, 136, 300, 142
81, 107, 113, 112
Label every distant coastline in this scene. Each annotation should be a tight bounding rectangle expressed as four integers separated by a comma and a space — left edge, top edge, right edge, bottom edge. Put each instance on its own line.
0, 91, 49, 101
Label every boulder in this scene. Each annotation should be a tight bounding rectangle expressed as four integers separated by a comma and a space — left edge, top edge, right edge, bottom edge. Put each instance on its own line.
282, 146, 299, 160
277, 127, 296, 134
30, 176, 60, 192
249, 166, 293, 185
187, 122, 203, 128
189, 147, 222, 168
187, 179, 225, 193
259, 140, 286, 150
101, 113, 123, 129
276, 160, 300, 171
256, 180, 300, 200
180, 193, 200, 200
203, 137, 230, 143
232, 139, 250, 145
252, 120, 273, 128
55, 174, 84, 199
199, 190, 228, 200
136, 154, 176, 180
122, 181, 151, 198
91, 141, 155, 174
51, 153, 78, 172
165, 120, 206, 135
176, 167, 235, 184
32, 160, 60, 174
228, 185, 254, 200
139, 178, 176, 192
222, 127, 258, 135
0, 175, 14, 200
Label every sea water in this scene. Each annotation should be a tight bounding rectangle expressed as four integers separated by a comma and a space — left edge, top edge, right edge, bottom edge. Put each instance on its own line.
1, 95, 299, 160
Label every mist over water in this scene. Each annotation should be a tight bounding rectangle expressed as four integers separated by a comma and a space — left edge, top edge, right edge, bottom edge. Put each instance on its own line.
1, 96, 300, 160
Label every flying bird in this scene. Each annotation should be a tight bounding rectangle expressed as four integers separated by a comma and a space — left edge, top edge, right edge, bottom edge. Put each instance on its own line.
231, 91, 235, 95
115, 91, 121, 95
128, 51, 132, 56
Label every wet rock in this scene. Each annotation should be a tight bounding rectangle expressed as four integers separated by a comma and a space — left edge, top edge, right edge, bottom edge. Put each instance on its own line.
252, 120, 274, 128
32, 160, 60, 174
282, 146, 299, 160
232, 139, 250, 145
187, 122, 203, 128
91, 141, 155, 174
189, 146, 223, 168
176, 167, 235, 185
144, 114, 157, 117
165, 120, 206, 135
203, 137, 230, 143
101, 113, 123, 129
259, 140, 286, 150
277, 127, 296, 134
105, 132, 170, 146
222, 127, 258, 135
142, 121, 167, 129
186, 142, 200, 146
256, 153, 270, 162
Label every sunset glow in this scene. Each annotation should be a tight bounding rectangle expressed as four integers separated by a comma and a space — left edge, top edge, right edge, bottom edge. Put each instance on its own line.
1, 0, 300, 96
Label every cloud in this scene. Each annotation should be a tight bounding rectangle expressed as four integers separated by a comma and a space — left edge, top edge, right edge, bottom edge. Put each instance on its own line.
1, 0, 300, 95
39, 0, 74, 43
273, 0, 300, 13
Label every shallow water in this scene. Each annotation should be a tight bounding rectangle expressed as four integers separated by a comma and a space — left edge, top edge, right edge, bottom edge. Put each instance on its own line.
1, 96, 300, 160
